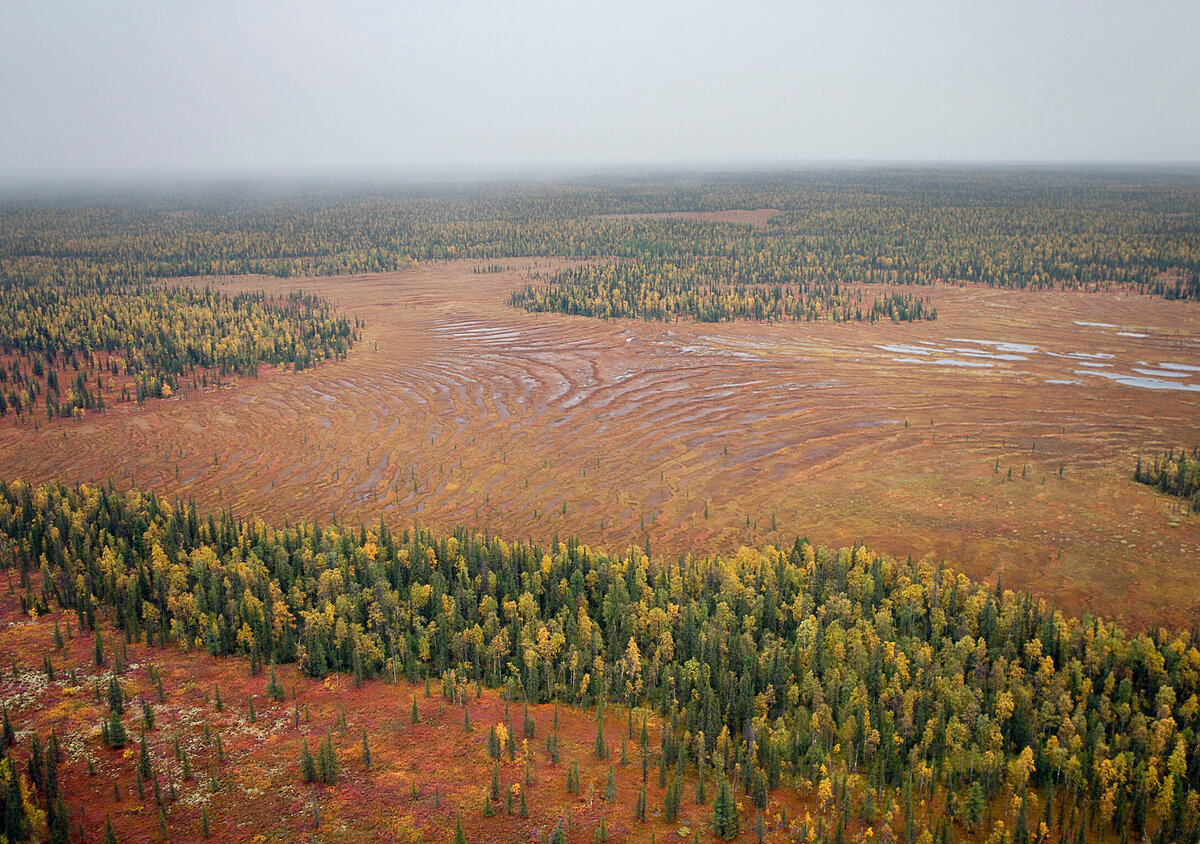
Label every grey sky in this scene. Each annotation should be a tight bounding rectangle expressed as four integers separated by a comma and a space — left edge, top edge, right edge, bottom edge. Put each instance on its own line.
2, 0, 1198, 178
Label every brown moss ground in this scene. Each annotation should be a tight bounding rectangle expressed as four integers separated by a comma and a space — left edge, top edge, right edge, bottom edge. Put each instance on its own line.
0, 261, 1198, 629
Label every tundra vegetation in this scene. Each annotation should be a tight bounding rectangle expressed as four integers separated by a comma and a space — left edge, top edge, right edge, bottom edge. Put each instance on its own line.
0, 481, 1197, 842
1, 169, 1199, 842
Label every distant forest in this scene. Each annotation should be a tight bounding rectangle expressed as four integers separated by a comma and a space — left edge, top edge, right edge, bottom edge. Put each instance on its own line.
1, 169, 1198, 409
4, 170, 1197, 295
1136, 447, 1200, 512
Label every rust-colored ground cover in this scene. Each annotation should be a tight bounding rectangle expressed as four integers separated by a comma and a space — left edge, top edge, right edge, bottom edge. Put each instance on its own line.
0, 593, 841, 843
1, 261, 1198, 629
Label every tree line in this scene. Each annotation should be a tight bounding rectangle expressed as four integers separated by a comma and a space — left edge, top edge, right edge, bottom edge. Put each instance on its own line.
509, 257, 937, 323
1, 480, 1198, 842
0, 279, 356, 420
3, 169, 1197, 297
1136, 447, 1200, 512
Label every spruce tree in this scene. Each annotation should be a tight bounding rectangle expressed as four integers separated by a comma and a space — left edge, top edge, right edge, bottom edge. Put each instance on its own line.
594, 713, 607, 760
317, 732, 338, 784
266, 665, 284, 701
107, 675, 124, 713
1, 704, 13, 747
107, 710, 127, 748
300, 738, 316, 783
136, 733, 152, 781
711, 778, 739, 840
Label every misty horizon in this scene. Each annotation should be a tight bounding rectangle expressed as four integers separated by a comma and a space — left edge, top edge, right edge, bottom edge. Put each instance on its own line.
4, 1, 1199, 181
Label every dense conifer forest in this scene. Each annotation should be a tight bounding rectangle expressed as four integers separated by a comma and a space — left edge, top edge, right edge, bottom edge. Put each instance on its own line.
1, 481, 1198, 842
3, 171, 1196, 342
0, 284, 355, 419
4, 171, 1198, 296
508, 259, 937, 323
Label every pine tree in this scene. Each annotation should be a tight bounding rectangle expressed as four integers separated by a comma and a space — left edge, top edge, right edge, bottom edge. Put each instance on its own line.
48, 795, 68, 844
550, 814, 567, 844
411, 695, 419, 724
107, 675, 124, 713
137, 733, 152, 781
362, 730, 371, 768
664, 771, 680, 822
1012, 798, 1030, 844
962, 782, 985, 830
317, 732, 339, 785
300, 738, 316, 783
454, 811, 467, 844
1, 703, 13, 747
266, 665, 284, 701
4, 757, 28, 839
711, 778, 739, 840
595, 713, 607, 760
488, 725, 500, 759
107, 710, 127, 748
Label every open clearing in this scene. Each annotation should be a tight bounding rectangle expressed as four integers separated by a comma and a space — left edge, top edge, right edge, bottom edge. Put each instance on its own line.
3, 260, 1199, 628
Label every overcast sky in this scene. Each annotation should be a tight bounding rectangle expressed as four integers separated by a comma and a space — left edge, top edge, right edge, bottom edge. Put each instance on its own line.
2, 1, 1198, 179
